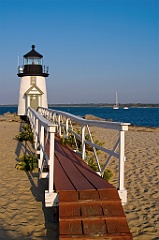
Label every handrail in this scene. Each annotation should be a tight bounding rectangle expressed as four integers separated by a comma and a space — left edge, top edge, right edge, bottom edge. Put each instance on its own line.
38, 106, 130, 205
27, 107, 58, 207
39, 107, 129, 130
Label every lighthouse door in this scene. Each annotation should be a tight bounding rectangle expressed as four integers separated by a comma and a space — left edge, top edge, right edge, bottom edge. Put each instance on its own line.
30, 95, 38, 110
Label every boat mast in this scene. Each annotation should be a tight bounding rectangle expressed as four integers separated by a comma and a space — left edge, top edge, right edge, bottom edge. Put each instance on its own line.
116, 92, 118, 106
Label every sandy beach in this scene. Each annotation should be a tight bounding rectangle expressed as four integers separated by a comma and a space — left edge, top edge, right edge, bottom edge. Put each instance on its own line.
0, 114, 58, 240
0, 113, 159, 239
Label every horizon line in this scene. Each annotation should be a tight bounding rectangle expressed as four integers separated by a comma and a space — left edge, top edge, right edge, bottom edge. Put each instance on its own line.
0, 103, 159, 106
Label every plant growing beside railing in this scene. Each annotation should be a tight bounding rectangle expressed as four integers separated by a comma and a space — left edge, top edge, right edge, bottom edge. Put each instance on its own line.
15, 124, 33, 143
15, 154, 38, 171
15, 123, 38, 171
103, 169, 114, 181
87, 156, 114, 181
61, 131, 104, 152
60, 134, 76, 148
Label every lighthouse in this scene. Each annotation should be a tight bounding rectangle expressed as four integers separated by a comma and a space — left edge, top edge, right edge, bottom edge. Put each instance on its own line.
17, 45, 49, 116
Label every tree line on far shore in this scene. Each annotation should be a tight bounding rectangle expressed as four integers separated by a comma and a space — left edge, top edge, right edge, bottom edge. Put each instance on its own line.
49, 103, 159, 108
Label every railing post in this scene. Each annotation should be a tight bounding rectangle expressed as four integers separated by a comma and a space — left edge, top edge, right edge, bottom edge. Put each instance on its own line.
119, 130, 125, 190
47, 109, 49, 119
118, 129, 127, 205
34, 118, 39, 150
58, 115, 61, 136
48, 125, 56, 193
49, 111, 52, 122
39, 125, 44, 169
45, 124, 58, 207
66, 118, 69, 138
81, 125, 85, 160
53, 113, 56, 123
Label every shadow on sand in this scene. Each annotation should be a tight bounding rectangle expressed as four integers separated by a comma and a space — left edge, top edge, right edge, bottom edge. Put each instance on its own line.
14, 121, 59, 240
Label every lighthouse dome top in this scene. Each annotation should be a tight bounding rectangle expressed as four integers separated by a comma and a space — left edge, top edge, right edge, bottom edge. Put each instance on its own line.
23, 45, 43, 59
18, 45, 49, 77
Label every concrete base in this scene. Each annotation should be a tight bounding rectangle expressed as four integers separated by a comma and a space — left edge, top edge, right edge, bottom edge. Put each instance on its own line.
118, 189, 127, 205
45, 191, 59, 207
40, 172, 49, 178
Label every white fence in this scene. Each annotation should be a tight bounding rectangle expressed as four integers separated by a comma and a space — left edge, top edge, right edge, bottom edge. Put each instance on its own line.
27, 107, 58, 207
37, 107, 130, 205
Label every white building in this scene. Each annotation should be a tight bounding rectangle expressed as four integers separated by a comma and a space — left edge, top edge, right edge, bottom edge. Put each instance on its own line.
17, 45, 49, 116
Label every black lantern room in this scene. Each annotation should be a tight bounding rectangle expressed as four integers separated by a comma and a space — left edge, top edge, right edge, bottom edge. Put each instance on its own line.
18, 45, 49, 77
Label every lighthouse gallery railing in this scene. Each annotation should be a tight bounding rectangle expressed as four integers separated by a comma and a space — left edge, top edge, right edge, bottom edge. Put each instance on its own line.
27, 106, 130, 206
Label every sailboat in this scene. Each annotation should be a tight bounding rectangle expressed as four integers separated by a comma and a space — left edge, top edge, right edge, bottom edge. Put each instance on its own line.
113, 92, 119, 109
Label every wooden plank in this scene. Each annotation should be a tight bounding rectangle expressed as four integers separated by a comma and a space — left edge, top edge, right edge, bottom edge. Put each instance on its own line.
106, 218, 131, 234
54, 155, 75, 191
60, 220, 83, 235
98, 189, 120, 200
59, 191, 79, 202
55, 140, 95, 190
56, 138, 115, 190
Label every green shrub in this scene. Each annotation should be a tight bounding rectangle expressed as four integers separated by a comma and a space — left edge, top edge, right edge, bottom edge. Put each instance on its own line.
60, 132, 104, 152
87, 156, 98, 171
87, 156, 114, 182
15, 124, 33, 143
60, 135, 76, 147
15, 154, 38, 171
103, 169, 114, 181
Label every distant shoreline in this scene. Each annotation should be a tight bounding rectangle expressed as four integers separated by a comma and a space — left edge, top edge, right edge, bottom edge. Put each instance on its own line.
0, 103, 159, 108
0, 108, 159, 129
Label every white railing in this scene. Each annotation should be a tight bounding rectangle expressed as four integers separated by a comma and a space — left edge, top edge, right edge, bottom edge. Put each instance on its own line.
27, 107, 58, 207
38, 107, 130, 205
18, 65, 49, 74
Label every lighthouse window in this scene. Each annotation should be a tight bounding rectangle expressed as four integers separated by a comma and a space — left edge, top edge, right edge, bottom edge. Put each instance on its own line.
30, 77, 36, 85
24, 58, 42, 65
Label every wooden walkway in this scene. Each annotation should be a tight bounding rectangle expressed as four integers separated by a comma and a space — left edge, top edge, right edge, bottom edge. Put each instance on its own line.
53, 136, 132, 239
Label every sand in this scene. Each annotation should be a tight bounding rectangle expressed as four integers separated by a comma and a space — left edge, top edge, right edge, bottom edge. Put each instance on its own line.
0, 113, 159, 239
0, 114, 58, 240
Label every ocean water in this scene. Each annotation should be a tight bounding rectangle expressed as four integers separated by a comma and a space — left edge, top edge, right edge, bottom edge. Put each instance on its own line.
0, 105, 159, 128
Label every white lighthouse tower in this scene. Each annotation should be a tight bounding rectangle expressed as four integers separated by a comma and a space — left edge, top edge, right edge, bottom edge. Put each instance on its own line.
17, 45, 49, 116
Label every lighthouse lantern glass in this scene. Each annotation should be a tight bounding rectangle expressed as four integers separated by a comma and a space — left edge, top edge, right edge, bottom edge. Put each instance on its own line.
24, 57, 42, 65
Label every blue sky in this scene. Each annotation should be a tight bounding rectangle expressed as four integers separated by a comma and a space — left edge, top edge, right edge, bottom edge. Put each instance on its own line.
0, 0, 158, 104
